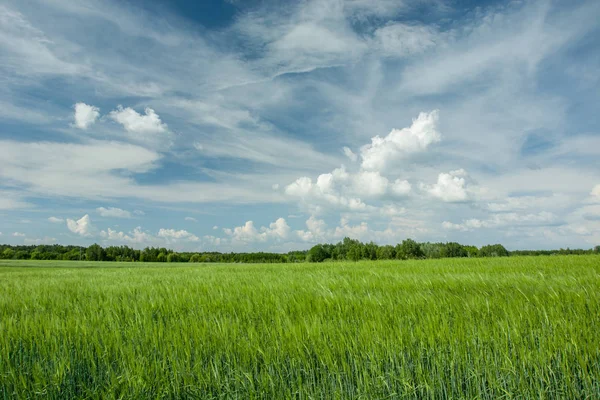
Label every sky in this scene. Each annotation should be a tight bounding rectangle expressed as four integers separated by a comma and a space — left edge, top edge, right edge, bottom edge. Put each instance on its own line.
1, 0, 599, 252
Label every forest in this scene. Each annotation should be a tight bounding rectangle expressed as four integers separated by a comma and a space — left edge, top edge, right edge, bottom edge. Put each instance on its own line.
1, 238, 598, 263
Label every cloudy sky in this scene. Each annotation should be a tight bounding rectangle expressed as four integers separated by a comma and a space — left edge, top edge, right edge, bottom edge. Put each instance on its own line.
1, 0, 599, 251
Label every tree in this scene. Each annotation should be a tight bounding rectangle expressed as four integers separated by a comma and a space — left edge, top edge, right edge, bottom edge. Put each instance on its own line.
396, 239, 424, 260
2, 248, 15, 259
464, 245, 479, 258
157, 252, 167, 262
363, 242, 379, 260
167, 253, 180, 263
86, 244, 106, 261
420, 242, 444, 259
307, 244, 329, 263
441, 242, 468, 258
479, 244, 509, 257
376, 245, 396, 260
347, 244, 362, 261
594, 245, 600, 254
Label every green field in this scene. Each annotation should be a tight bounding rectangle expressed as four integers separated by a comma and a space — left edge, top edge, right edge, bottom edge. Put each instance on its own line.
1, 256, 599, 399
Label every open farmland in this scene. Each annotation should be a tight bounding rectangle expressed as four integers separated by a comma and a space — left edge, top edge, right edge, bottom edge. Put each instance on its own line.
1, 256, 599, 398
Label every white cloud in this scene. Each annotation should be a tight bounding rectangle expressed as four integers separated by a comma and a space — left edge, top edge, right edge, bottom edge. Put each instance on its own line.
0, 191, 30, 210
224, 217, 291, 243
352, 170, 389, 197
12, 232, 25, 237
423, 169, 470, 202
296, 215, 328, 242
285, 164, 411, 213
285, 169, 369, 213
96, 207, 132, 218
343, 146, 358, 162
397, 1, 599, 96
360, 110, 441, 172
592, 184, 600, 199
443, 211, 557, 231
223, 221, 259, 242
213, 225, 219, 230
391, 179, 412, 197
193, 128, 339, 170
285, 109, 439, 215
2, 140, 281, 204
0, 4, 83, 76
25, 237, 57, 245
185, 216, 198, 222
0, 140, 161, 200
2, 0, 598, 252
202, 235, 223, 247
48, 216, 64, 223
486, 194, 572, 212
66, 214, 94, 237
157, 228, 200, 242
373, 23, 439, 57
295, 214, 422, 245
101, 226, 207, 248
109, 105, 168, 135
133, 210, 145, 216
101, 226, 154, 244
558, 204, 600, 245
73, 102, 100, 129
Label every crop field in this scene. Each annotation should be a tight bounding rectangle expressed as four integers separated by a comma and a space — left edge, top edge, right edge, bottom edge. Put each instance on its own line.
1, 256, 599, 399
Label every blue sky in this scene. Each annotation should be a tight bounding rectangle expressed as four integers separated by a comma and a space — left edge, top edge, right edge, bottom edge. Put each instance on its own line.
1, 0, 599, 251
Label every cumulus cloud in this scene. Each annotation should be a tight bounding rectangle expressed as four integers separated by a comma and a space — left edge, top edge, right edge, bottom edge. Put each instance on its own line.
391, 179, 412, 197
423, 169, 470, 202
353, 170, 389, 197
296, 215, 329, 242
283, 111, 440, 216
73, 103, 100, 129
224, 218, 291, 243
185, 216, 198, 222
360, 110, 441, 171
96, 207, 132, 218
48, 216, 64, 223
109, 106, 168, 134
66, 214, 95, 237
157, 228, 200, 242
285, 164, 413, 214
202, 235, 223, 247
12, 232, 25, 237
101, 226, 206, 248
285, 170, 367, 213
101, 226, 154, 244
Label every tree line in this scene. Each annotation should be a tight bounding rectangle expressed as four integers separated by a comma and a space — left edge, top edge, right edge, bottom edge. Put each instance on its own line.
1, 240, 599, 263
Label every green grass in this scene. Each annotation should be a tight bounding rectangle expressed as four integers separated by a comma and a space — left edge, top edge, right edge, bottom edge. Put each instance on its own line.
1, 256, 599, 399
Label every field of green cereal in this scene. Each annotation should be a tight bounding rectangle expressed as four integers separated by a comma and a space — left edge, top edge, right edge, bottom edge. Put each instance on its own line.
1, 256, 599, 399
